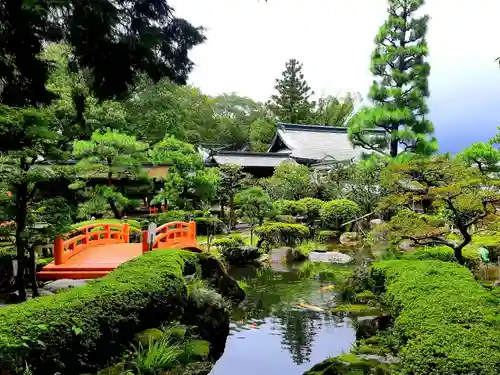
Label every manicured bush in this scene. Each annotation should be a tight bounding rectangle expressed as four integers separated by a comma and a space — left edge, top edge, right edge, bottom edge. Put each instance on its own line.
156, 210, 188, 225
254, 222, 309, 249
401, 245, 480, 270
320, 199, 360, 230
0, 250, 198, 374
367, 260, 500, 374
194, 217, 224, 234
275, 199, 306, 216
274, 214, 295, 223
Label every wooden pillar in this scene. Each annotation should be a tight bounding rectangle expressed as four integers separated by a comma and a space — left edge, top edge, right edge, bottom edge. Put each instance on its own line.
54, 235, 64, 265
122, 223, 130, 243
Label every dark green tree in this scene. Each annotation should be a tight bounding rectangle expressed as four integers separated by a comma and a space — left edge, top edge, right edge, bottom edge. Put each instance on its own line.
268, 59, 314, 124
348, 0, 437, 157
0, 0, 205, 114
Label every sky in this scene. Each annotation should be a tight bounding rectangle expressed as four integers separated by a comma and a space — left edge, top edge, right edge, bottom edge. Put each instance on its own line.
169, 0, 500, 153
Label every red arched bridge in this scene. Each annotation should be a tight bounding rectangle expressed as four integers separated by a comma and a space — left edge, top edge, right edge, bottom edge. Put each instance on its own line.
37, 221, 201, 280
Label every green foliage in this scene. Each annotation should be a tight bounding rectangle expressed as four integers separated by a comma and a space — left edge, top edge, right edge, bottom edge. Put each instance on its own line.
299, 197, 325, 229
265, 162, 311, 200
149, 137, 219, 209
275, 199, 306, 216
72, 129, 149, 219
456, 141, 500, 175
348, 0, 437, 157
297, 262, 353, 281
320, 199, 361, 229
127, 79, 214, 144
133, 336, 183, 374
0, 250, 197, 374
378, 156, 500, 264
268, 58, 314, 124
0, 1, 204, 108
254, 222, 309, 248
369, 260, 500, 374
234, 187, 275, 227
71, 219, 141, 232
312, 93, 359, 127
249, 118, 276, 151
216, 164, 250, 226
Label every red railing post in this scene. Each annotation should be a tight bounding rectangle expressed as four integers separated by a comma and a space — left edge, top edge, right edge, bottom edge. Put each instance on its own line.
123, 223, 130, 243
189, 221, 196, 240
142, 230, 149, 253
54, 235, 64, 265
104, 224, 110, 240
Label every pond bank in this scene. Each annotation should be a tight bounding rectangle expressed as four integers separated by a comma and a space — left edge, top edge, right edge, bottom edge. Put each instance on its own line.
209, 262, 358, 375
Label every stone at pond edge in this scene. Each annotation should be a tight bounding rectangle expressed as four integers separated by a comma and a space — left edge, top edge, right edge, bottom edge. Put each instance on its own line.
43, 279, 90, 293
304, 354, 389, 375
369, 219, 385, 228
309, 251, 352, 264
269, 247, 294, 263
330, 304, 383, 317
197, 255, 246, 303
339, 232, 362, 247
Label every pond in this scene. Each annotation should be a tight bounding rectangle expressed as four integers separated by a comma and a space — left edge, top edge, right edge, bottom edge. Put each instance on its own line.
209, 263, 357, 375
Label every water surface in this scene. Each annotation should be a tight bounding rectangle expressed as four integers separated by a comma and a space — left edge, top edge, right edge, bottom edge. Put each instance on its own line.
209, 263, 356, 375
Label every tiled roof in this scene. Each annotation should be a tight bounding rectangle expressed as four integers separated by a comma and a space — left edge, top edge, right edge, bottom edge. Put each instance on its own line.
268, 123, 386, 162
211, 151, 295, 168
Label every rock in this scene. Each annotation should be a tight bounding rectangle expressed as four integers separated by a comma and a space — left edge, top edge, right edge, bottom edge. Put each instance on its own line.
398, 239, 414, 252
43, 279, 90, 293
255, 253, 270, 265
197, 255, 246, 303
269, 247, 294, 263
309, 251, 352, 264
339, 232, 362, 247
369, 219, 385, 228
493, 280, 500, 287
223, 246, 262, 266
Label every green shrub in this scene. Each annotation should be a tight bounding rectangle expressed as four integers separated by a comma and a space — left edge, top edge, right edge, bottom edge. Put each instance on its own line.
254, 222, 309, 248
368, 260, 500, 374
194, 217, 223, 234
320, 199, 360, 230
213, 235, 245, 252
401, 245, 480, 270
275, 199, 306, 216
156, 210, 188, 225
298, 197, 324, 226
274, 214, 295, 223
71, 219, 142, 232
0, 250, 198, 374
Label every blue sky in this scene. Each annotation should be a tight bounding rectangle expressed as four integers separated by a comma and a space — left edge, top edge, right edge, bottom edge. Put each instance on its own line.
169, 0, 500, 153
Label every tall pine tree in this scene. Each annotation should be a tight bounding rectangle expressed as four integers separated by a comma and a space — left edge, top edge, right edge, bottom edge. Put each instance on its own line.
268, 58, 314, 124
348, 0, 437, 157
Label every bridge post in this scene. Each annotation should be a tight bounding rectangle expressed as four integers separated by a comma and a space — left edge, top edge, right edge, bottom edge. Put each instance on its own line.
189, 221, 196, 240
141, 230, 149, 253
54, 235, 64, 265
122, 223, 130, 243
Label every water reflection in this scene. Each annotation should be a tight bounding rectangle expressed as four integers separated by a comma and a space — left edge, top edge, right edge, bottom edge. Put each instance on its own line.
209, 264, 356, 375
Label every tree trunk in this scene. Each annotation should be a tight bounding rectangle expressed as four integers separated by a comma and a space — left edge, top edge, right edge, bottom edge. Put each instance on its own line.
28, 247, 39, 297
15, 183, 28, 301
454, 246, 465, 265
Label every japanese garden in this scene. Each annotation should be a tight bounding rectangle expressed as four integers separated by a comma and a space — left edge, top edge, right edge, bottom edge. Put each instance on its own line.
1, 0, 500, 374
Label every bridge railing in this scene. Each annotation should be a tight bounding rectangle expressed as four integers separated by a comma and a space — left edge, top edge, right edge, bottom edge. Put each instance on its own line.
54, 223, 130, 265
141, 221, 196, 253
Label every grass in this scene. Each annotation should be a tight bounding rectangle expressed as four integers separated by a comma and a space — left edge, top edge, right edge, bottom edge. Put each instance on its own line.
295, 241, 328, 259
133, 336, 183, 374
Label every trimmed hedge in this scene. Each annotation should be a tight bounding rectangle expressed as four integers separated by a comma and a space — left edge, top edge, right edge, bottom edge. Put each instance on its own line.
400, 245, 481, 270
254, 222, 309, 248
369, 260, 500, 374
0, 250, 198, 374
71, 219, 142, 232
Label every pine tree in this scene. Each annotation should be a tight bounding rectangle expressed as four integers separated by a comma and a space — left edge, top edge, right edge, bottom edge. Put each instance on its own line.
348, 0, 437, 157
269, 58, 314, 124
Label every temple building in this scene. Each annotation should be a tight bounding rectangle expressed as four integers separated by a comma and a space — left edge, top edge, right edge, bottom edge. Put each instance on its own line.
204, 123, 385, 176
